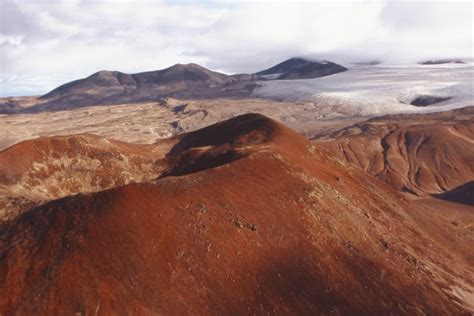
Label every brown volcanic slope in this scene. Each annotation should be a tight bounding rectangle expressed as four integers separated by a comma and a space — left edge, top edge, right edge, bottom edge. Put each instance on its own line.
0, 134, 172, 220
314, 107, 474, 199
1, 114, 473, 314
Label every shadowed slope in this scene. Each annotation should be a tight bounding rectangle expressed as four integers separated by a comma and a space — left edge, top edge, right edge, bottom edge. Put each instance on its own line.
162, 113, 306, 176
434, 181, 474, 206
420, 59, 466, 65
1, 114, 473, 314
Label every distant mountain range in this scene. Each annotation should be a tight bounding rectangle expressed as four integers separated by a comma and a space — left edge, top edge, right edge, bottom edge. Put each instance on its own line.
30, 63, 258, 112
0, 58, 348, 113
418, 58, 466, 65
3, 56, 470, 114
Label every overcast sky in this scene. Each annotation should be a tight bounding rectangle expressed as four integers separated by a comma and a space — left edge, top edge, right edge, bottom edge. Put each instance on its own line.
0, 0, 472, 96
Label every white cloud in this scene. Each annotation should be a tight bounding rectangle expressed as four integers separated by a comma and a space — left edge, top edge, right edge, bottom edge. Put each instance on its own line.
0, 0, 472, 96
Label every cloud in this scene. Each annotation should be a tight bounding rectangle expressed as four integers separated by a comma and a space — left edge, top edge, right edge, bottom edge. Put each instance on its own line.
0, 0, 472, 96
198, 2, 385, 72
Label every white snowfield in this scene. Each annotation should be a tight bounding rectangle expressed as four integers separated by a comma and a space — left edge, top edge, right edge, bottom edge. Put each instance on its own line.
253, 63, 474, 116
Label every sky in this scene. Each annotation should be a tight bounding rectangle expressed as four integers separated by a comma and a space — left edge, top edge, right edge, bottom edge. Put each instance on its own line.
0, 0, 472, 96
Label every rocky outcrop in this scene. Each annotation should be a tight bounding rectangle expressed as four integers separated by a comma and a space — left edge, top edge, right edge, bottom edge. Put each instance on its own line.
420, 59, 466, 65
409, 95, 451, 107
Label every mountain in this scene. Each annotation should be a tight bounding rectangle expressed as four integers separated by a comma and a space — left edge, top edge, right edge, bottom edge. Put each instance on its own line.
419, 59, 466, 65
0, 96, 40, 114
0, 114, 472, 314
314, 107, 474, 199
351, 60, 382, 66
20, 64, 259, 113
42, 63, 234, 100
256, 57, 347, 80
0, 58, 347, 114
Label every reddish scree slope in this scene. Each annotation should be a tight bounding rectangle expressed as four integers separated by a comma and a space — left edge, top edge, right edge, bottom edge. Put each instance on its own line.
313, 107, 474, 199
0, 134, 171, 220
1, 114, 473, 315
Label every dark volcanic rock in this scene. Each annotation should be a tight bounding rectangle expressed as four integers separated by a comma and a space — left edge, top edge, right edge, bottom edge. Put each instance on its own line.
410, 95, 451, 107
351, 60, 382, 66
419, 59, 466, 65
0, 101, 21, 114
256, 57, 347, 80
133, 63, 233, 86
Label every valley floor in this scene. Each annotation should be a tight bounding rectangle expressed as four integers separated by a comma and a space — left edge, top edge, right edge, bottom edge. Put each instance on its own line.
0, 98, 365, 151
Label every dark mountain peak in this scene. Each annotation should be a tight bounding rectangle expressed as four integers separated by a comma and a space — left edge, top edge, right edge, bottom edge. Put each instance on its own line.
164, 63, 217, 77
89, 69, 116, 77
168, 63, 208, 70
257, 57, 311, 75
351, 60, 382, 66
256, 57, 347, 80
41, 69, 134, 100
133, 63, 231, 86
285, 57, 309, 64
160, 63, 224, 76
86, 70, 130, 86
419, 58, 466, 65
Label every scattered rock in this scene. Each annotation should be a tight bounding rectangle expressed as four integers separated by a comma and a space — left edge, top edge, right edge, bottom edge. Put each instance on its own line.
380, 239, 389, 251
248, 224, 258, 231
232, 218, 244, 229
231, 218, 258, 231
197, 203, 208, 214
